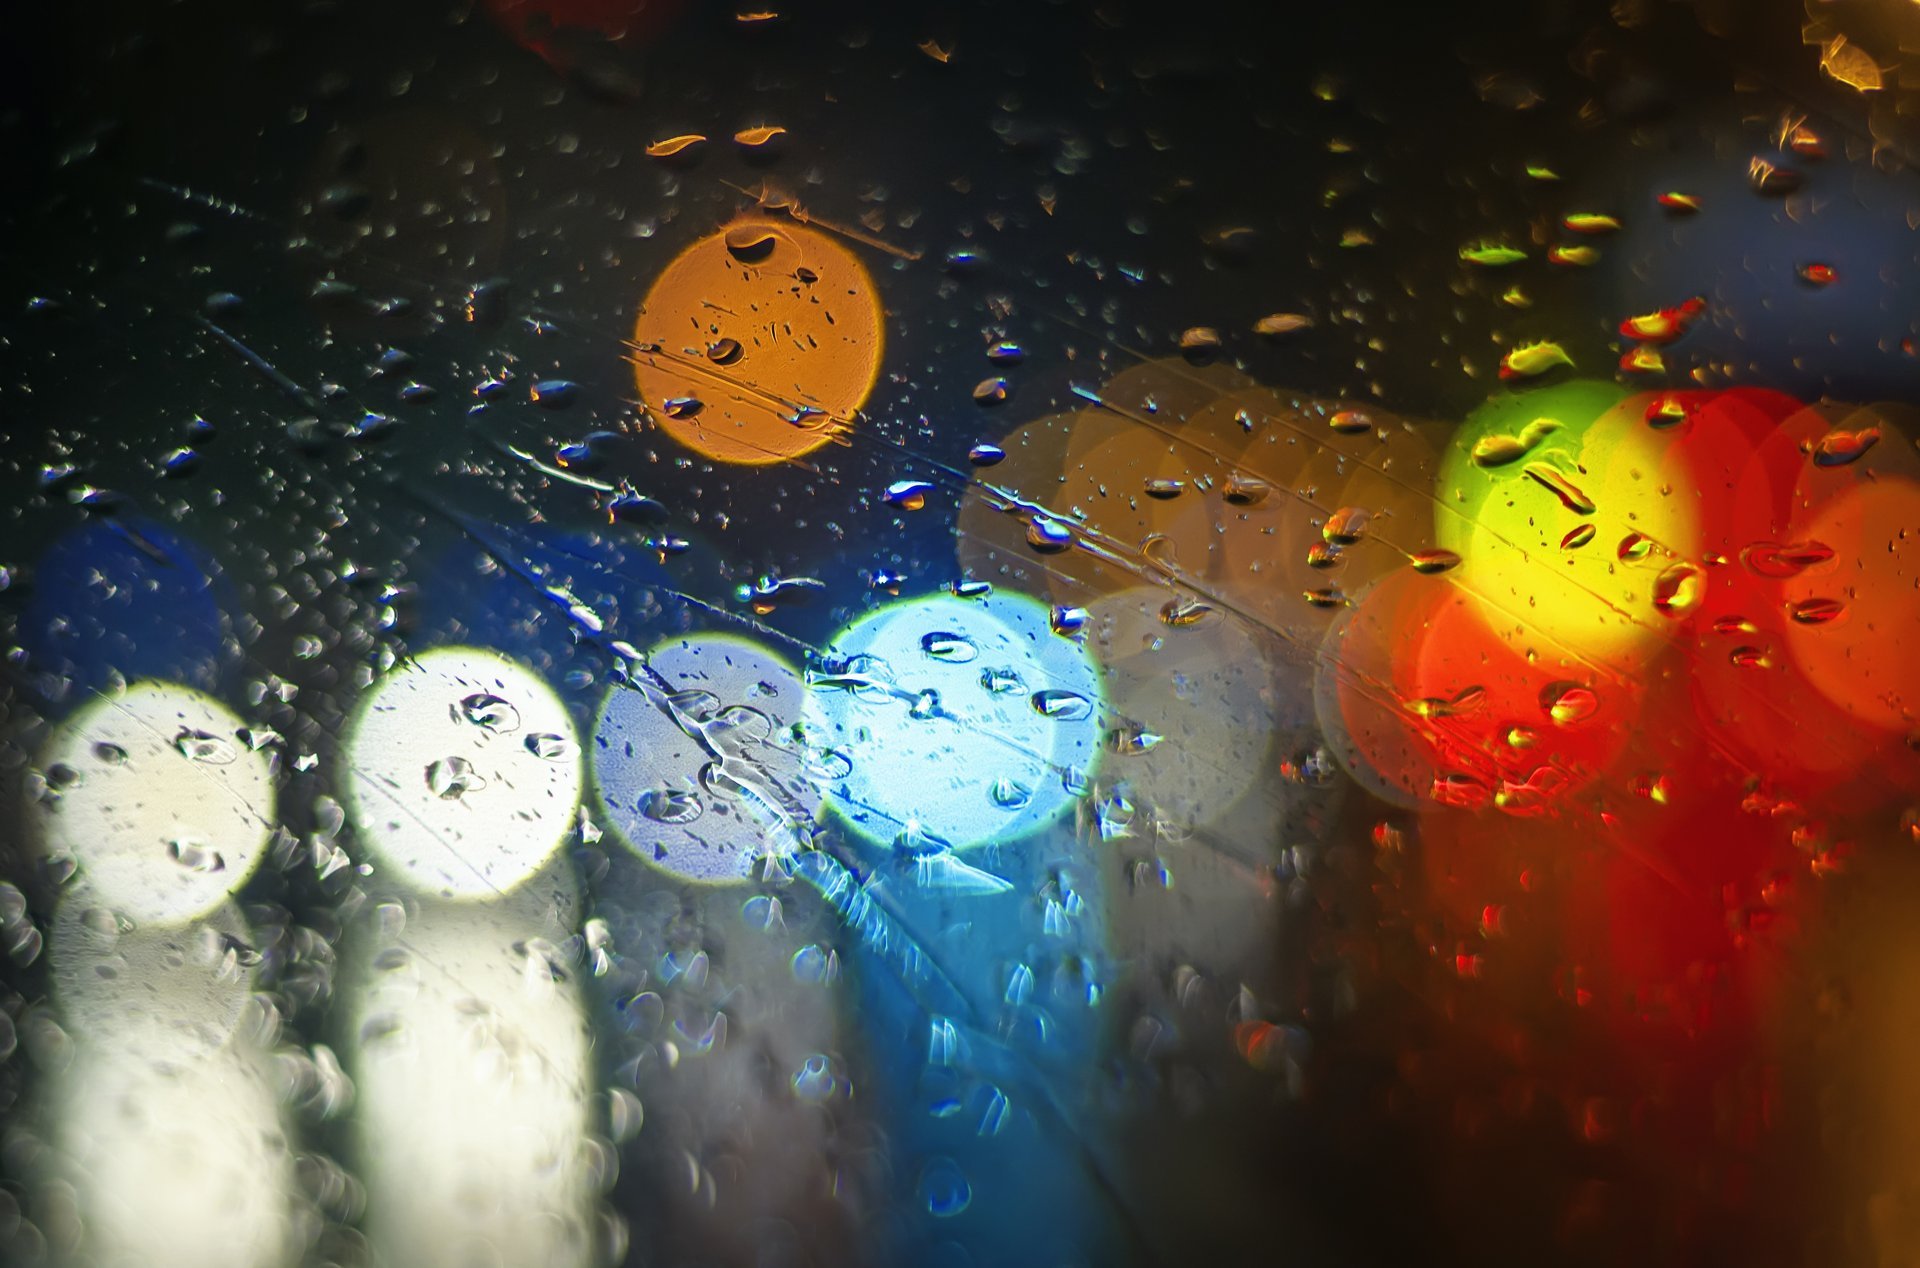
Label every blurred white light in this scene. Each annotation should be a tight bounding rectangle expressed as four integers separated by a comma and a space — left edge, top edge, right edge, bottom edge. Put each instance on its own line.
342, 646, 583, 900
349, 893, 597, 1268
50, 899, 296, 1268
29, 680, 275, 926
592, 634, 817, 883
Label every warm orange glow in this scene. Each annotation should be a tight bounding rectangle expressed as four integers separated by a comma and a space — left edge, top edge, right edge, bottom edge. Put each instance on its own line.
630, 216, 884, 466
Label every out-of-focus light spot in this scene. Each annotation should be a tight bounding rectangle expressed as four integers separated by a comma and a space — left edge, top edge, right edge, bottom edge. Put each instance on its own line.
1434, 382, 1654, 668
1782, 477, 1920, 734
20, 519, 231, 704
342, 647, 582, 900
30, 681, 274, 926
630, 217, 883, 465
1083, 587, 1284, 830
803, 591, 1104, 850
52, 898, 297, 1268
593, 634, 817, 882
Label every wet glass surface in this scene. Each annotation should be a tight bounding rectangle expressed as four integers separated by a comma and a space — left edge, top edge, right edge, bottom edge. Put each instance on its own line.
2, 0, 1919, 1264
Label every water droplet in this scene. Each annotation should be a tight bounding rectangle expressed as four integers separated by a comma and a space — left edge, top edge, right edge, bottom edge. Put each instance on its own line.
1540, 682, 1599, 726
608, 489, 668, 524
792, 1054, 836, 1102
1652, 563, 1704, 616
1026, 516, 1073, 553
921, 632, 977, 662
1178, 326, 1222, 361
1255, 312, 1315, 336
646, 133, 708, 159
1430, 772, 1494, 809
640, 788, 704, 824
1789, 597, 1846, 625
1406, 685, 1486, 719
1222, 472, 1271, 506
1410, 548, 1462, 575
706, 337, 743, 365
1106, 724, 1164, 756
918, 1159, 972, 1218
1629, 771, 1672, 804
1159, 596, 1214, 627
1486, 418, 1565, 466
973, 377, 1010, 406
791, 944, 835, 984
1307, 541, 1343, 570
723, 224, 778, 261
803, 746, 855, 782
1617, 533, 1655, 563
975, 1085, 1011, 1137
950, 578, 993, 599
742, 894, 785, 932
1049, 606, 1089, 636
173, 729, 237, 764
1031, 689, 1093, 721
1005, 963, 1034, 1006
1729, 645, 1773, 669
661, 396, 703, 419
1561, 524, 1596, 550
733, 125, 787, 148
525, 732, 577, 761
167, 836, 226, 873
1144, 477, 1186, 500
349, 411, 398, 443
1329, 409, 1372, 435
967, 441, 1005, 466
909, 689, 941, 720
457, 693, 521, 732
979, 666, 1025, 694
531, 379, 578, 409
884, 480, 935, 511
989, 777, 1032, 809
93, 741, 128, 764
160, 447, 201, 478
1742, 539, 1834, 578
373, 347, 413, 376
1811, 426, 1880, 467
425, 755, 485, 800
1302, 587, 1346, 609
1323, 506, 1371, 545
555, 442, 599, 470
894, 821, 954, 855
1523, 463, 1596, 515
1749, 156, 1803, 195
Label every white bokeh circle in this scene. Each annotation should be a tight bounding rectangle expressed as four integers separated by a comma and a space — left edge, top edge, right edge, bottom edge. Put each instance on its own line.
342, 646, 583, 900
593, 634, 818, 883
31, 681, 274, 927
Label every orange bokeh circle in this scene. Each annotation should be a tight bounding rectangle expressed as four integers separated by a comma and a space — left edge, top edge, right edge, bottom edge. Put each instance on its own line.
631, 217, 884, 466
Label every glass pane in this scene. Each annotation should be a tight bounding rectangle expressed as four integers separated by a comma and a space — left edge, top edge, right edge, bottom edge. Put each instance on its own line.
2, 1, 1917, 1265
